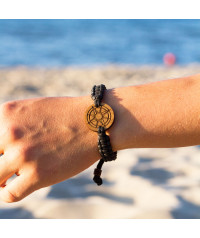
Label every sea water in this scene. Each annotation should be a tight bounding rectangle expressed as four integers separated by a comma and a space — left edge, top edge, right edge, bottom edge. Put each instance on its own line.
0, 19, 200, 67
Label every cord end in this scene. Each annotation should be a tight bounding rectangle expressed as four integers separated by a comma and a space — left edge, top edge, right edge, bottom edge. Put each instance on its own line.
93, 168, 103, 186
93, 175, 103, 186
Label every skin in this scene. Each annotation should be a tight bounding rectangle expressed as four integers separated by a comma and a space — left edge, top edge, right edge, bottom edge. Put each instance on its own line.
0, 73, 200, 203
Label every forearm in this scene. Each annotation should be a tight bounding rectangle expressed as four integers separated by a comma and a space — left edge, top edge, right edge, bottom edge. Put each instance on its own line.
81, 73, 200, 151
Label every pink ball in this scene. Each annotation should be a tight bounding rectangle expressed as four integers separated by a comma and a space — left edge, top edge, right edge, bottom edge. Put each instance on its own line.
163, 53, 176, 66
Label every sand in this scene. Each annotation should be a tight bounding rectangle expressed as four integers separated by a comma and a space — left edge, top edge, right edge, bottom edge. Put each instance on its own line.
0, 64, 200, 219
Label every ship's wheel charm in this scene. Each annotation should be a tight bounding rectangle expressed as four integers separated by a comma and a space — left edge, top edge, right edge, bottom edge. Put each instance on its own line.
85, 103, 114, 132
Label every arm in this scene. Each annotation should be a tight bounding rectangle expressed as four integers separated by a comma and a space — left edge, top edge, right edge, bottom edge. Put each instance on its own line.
105, 73, 200, 149
0, 73, 199, 203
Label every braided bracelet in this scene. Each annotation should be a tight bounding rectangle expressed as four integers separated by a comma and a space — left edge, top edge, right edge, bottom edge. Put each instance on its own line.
85, 84, 117, 185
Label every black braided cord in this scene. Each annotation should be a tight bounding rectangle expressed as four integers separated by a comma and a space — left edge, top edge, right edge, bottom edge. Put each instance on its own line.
91, 84, 106, 107
92, 84, 117, 185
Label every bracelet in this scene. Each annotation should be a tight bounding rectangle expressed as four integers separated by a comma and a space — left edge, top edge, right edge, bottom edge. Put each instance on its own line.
85, 84, 117, 185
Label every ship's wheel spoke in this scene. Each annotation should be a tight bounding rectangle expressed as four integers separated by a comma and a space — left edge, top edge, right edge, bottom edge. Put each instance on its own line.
102, 110, 109, 115
89, 116, 95, 122
101, 119, 106, 126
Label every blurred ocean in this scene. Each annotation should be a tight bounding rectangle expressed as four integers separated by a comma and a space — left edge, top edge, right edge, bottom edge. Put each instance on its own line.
0, 19, 200, 67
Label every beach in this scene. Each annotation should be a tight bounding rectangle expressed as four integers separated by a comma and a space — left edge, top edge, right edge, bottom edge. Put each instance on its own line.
0, 64, 200, 219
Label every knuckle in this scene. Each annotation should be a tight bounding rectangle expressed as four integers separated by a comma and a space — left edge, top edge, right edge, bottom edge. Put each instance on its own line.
7, 126, 24, 142
0, 101, 17, 116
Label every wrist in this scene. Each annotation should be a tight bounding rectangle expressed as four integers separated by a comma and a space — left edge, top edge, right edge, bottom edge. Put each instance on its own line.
80, 86, 136, 152
78, 87, 140, 153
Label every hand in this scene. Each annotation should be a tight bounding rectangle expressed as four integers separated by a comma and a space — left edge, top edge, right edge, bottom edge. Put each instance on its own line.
0, 96, 100, 203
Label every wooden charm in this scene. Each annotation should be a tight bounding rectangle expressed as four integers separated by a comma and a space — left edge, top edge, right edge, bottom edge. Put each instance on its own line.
85, 103, 114, 132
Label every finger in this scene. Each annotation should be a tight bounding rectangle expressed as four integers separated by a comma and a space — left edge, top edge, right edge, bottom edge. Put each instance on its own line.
0, 138, 5, 155
0, 155, 16, 186
0, 173, 38, 203
0, 179, 7, 187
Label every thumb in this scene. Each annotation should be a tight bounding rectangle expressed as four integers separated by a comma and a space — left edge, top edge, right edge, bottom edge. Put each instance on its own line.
0, 173, 38, 203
